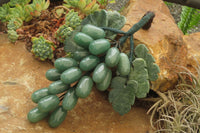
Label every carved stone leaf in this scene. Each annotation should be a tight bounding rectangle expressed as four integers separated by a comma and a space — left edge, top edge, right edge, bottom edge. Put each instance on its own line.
134, 44, 160, 81
129, 58, 150, 98
109, 76, 137, 115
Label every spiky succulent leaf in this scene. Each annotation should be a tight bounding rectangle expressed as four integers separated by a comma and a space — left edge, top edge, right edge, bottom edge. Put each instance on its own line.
56, 24, 73, 43
7, 30, 19, 43
8, 0, 31, 7
134, 44, 160, 81
63, 0, 79, 8
0, 4, 10, 22
78, 0, 87, 10
65, 10, 82, 29
129, 58, 149, 98
31, 36, 55, 61
109, 76, 137, 115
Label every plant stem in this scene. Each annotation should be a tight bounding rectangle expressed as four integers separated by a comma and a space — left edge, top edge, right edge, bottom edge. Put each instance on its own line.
119, 11, 155, 46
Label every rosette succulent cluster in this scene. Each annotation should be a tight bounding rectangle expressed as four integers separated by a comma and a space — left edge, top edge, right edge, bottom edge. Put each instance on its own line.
63, 0, 100, 16
55, 10, 82, 43
31, 36, 56, 61
65, 10, 82, 29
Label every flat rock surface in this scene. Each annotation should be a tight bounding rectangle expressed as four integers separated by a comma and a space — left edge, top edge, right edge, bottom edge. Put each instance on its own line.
0, 34, 153, 132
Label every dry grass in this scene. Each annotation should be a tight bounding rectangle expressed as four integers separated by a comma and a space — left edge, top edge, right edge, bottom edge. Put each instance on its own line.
147, 65, 200, 133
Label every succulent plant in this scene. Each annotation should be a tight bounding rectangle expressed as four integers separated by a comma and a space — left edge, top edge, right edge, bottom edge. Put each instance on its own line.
65, 10, 82, 29
0, 4, 10, 22
7, 30, 19, 43
31, 36, 56, 61
63, 0, 100, 16
8, 0, 31, 7
30, 0, 50, 17
55, 24, 73, 43
7, 18, 23, 30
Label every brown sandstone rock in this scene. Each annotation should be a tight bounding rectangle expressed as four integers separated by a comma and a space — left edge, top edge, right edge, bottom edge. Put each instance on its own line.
183, 32, 200, 72
0, 34, 153, 132
122, 0, 188, 91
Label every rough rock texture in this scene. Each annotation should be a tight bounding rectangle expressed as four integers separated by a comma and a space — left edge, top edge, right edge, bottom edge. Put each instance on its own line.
0, 34, 153, 133
122, 0, 188, 91
183, 32, 200, 72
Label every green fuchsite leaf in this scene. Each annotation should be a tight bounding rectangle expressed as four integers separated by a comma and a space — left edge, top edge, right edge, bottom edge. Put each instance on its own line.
54, 57, 78, 73
117, 53, 130, 76
81, 24, 106, 39
38, 95, 60, 113
134, 44, 160, 81
92, 63, 108, 83
45, 68, 61, 81
96, 69, 112, 91
31, 87, 49, 103
106, 11, 126, 39
109, 76, 137, 115
89, 39, 111, 55
75, 76, 93, 98
129, 58, 150, 98
48, 80, 69, 94
48, 106, 67, 128
74, 32, 94, 49
81, 10, 108, 28
61, 67, 82, 84
105, 47, 120, 67
79, 55, 100, 71
27, 107, 49, 123
62, 88, 78, 111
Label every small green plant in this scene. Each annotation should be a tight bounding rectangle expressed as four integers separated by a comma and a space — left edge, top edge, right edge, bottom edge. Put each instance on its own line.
63, 0, 100, 17
55, 25, 73, 43
178, 6, 200, 34
31, 36, 56, 61
65, 10, 82, 29
55, 10, 82, 43
0, 0, 50, 43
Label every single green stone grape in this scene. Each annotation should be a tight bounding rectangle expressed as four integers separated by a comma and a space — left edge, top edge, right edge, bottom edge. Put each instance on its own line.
105, 47, 120, 67
81, 24, 105, 40
89, 39, 111, 55
45, 68, 61, 81
74, 32, 94, 49
54, 57, 78, 73
79, 55, 100, 71
62, 88, 78, 111
60, 67, 82, 84
75, 76, 93, 98
48, 80, 69, 94
31, 88, 49, 103
38, 95, 60, 113
117, 53, 130, 76
48, 106, 67, 128
96, 69, 112, 91
27, 107, 48, 123
92, 63, 108, 83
